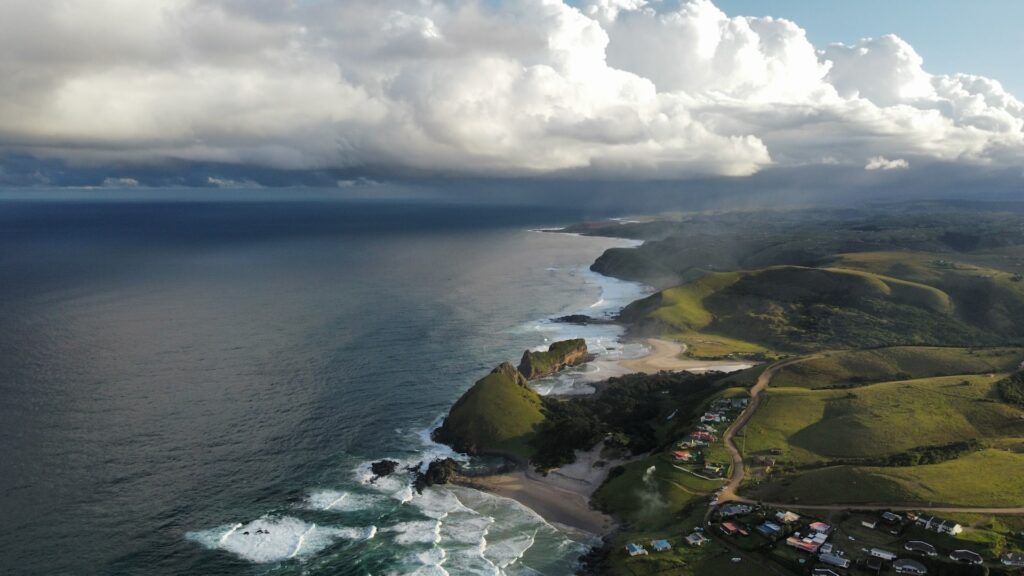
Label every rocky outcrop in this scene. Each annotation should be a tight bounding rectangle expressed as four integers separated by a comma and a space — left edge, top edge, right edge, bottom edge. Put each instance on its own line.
370, 459, 399, 479
517, 338, 592, 380
413, 458, 463, 493
551, 314, 614, 325
432, 362, 545, 459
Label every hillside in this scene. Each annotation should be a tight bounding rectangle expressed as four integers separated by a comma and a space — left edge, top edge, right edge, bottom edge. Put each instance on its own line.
771, 346, 1024, 389
620, 266, 994, 353
433, 363, 545, 460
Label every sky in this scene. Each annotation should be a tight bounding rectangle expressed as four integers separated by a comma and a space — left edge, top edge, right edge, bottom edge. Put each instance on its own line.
0, 0, 1021, 189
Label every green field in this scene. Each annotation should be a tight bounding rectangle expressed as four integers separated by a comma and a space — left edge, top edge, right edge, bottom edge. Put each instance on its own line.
771, 346, 1023, 389
621, 265, 995, 354
743, 374, 1024, 463
748, 449, 1024, 507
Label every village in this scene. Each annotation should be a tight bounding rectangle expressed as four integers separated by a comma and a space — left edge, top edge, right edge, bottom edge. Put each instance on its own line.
619, 394, 1024, 574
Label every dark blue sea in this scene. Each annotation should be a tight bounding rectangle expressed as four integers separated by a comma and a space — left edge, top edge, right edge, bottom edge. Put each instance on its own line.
0, 191, 651, 576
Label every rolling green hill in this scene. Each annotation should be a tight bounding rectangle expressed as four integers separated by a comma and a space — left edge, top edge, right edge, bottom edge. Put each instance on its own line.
433, 363, 545, 460
744, 374, 1024, 463
749, 449, 1024, 507
771, 346, 1024, 389
621, 266, 992, 353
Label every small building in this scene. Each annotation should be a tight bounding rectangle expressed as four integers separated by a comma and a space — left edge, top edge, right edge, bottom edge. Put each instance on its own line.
894, 559, 928, 575
916, 515, 963, 535
870, 548, 898, 561
786, 533, 828, 554
756, 521, 784, 538
1002, 553, 1024, 567
720, 522, 740, 536
819, 553, 851, 569
625, 543, 647, 556
651, 539, 671, 552
776, 511, 801, 524
904, 540, 937, 557
949, 549, 983, 565
672, 450, 693, 462
881, 511, 903, 524
703, 463, 724, 477
861, 520, 878, 529
720, 503, 752, 517
813, 569, 841, 576
820, 543, 833, 555
685, 532, 709, 547
809, 521, 831, 534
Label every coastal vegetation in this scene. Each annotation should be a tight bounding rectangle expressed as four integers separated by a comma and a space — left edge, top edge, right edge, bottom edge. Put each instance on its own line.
433, 362, 544, 459
518, 338, 590, 379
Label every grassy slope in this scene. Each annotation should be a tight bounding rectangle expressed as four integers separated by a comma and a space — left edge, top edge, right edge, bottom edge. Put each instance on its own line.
744, 374, 1024, 463
434, 363, 544, 460
771, 346, 1024, 389
622, 265, 992, 355
750, 449, 1024, 507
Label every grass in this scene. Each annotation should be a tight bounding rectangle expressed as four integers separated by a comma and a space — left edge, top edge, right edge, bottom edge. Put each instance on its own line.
743, 374, 1024, 463
519, 338, 587, 378
433, 363, 544, 460
749, 449, 1024, 507
623, 265, 996, 354
771, 346, 1023, 389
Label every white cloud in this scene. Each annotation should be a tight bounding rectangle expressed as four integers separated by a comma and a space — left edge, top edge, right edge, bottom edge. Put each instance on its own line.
0, 0, 1021, 180
865, 156, 909, 171
101, 177, 140, 187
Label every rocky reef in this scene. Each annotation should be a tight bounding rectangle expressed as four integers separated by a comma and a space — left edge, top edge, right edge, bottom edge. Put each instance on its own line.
517, 338, 592, 380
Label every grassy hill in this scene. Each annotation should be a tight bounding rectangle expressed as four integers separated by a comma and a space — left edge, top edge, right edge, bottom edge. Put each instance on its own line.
771, 346, 1023, 389
433, 363, 544, 460
743, 374, 1024, 464
748, 449, 1024, 507
621, 266, 993, 354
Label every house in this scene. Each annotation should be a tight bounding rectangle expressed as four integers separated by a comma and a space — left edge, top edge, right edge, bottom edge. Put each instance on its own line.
720, 522, 740, 536
820, 543, 833, 555
1002, 553, 1024, 567
819, 553, 851, 569
756, 521, 784, 538
672, 450, 693, 462
786, 532, 828, 553
720, 503, 752, 517
915, 515, 963, 535
809, 521, 831, 534
703, 463, 724, 477
625, 543, 647, 556
949, 549, 983, 565
701, 412, 724, 424
685, 532, 709, 547
894, 559, 928, 575
904, 541, 937, 557
870, 548, 898, 561
651, 539, 672, 552
881, 511, 903, 524
775, 511, 801, 524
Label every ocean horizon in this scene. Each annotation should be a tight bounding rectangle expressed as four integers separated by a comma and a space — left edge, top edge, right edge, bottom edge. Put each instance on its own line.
0, 193, 649, 576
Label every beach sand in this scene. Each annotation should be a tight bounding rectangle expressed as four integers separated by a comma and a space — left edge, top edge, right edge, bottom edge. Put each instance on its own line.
619, 338, 754, 374
459, 442, 626, 536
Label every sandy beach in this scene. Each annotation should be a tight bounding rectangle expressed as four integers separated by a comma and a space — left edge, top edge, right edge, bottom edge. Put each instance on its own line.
620, 338, 754, 374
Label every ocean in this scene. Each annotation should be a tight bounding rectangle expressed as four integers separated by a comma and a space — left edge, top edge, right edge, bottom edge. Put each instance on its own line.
0, 193, 651, 576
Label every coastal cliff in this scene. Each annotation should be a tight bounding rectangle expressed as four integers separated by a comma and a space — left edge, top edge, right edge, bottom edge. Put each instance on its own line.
433, 362, 545, 459
518, 338, 591, 380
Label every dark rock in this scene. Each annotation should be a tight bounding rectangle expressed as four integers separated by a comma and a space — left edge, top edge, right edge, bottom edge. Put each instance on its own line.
552, 314, 611, 325
413, 458, 462, 494
370, 459, 399, 478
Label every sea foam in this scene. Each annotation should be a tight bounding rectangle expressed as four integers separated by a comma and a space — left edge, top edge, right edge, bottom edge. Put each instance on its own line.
187, 516, 375, 564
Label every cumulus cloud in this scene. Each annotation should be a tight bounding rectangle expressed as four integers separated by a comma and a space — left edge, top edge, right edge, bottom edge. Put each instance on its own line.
865, 156, 909, 171
0, 0, 1021, 180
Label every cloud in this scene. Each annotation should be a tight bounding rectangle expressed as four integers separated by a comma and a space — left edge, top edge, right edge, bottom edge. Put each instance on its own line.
0, 0, 1021, 181
101, 177, 140, 187
865, 156, 909, 171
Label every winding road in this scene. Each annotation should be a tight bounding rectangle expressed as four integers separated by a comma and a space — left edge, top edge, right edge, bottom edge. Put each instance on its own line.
713, 355, 1024, 516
